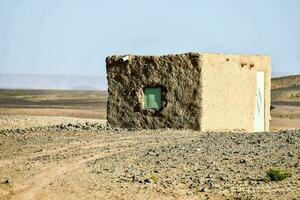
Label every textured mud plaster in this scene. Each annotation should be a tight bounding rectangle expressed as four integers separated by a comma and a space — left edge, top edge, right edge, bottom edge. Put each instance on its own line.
200, 53, 271, 132
106, 53, 203, 130
106, 52, 271, 132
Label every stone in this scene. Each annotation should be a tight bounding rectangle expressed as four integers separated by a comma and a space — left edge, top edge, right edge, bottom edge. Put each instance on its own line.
200, 187, 208, 192
143, 178, 154, 184
1, 178, 12, 184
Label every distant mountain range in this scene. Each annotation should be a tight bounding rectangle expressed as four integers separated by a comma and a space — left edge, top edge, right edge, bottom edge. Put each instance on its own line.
0, 73, 106, 90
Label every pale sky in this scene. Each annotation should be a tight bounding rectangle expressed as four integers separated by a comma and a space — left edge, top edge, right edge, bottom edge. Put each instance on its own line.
0, 0, 300, 76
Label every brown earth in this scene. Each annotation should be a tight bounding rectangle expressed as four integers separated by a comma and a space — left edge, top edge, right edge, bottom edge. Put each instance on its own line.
0, 74, 299, 200
1, 85, 299, 131
272, 75, 300, 90
0, 89, 106, 119
0, 108, 104, 119
0, 118, 299, 200
270, 105, 300, 131
271, 76, 300, 130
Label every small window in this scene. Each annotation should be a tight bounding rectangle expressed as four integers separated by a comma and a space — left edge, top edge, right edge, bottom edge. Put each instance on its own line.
144, 87, 161, 109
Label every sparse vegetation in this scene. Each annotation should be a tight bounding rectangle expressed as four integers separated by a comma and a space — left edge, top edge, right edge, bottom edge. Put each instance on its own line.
272, 75, 300, 90
266, 168, 291, 181
0, 116, 299, 199
148, 174, 159, 184
290, 93, 300, 99
0, 75, 299, 199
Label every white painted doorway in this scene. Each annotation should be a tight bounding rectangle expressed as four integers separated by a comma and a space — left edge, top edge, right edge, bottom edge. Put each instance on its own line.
254, 71, 265, 132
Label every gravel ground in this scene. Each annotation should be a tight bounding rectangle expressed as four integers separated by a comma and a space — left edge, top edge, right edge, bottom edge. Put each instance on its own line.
0, 116, 299, 200
0, 115, 105, 130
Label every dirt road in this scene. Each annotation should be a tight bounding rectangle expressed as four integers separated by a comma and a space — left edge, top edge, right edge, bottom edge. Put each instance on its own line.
0, 116, 299, 200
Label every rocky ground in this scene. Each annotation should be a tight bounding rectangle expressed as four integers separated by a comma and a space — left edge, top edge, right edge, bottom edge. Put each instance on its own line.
0, 116, 299, 200
0, 115, 106, 130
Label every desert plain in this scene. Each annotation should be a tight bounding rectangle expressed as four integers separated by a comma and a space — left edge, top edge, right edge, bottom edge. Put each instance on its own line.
0, 76, 299, 200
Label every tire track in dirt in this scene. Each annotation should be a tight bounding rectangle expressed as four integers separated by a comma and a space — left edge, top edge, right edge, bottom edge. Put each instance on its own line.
9, 136, 139, 200
1, 131, 202, 200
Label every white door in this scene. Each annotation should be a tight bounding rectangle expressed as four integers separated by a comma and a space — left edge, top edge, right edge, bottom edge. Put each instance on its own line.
254, 72, 265, 132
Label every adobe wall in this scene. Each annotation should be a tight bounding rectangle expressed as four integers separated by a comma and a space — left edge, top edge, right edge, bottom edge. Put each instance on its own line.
106, 53, 203, 130
200, 53, 271, 132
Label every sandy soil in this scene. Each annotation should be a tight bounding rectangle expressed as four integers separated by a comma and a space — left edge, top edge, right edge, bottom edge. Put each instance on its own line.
1, 89, 299, 130
0, 88, 299, 199
271, 118, 300, 131
0, 115, 105, 130
1, 105, 299, 131
0, 89, 106, 119
0, 108, 105, 120
0, 116, 299, 200
270, 105, 300, 131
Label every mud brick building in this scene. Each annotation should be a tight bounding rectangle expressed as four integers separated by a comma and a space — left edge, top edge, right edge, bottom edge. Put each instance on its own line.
106, 52, 271, 132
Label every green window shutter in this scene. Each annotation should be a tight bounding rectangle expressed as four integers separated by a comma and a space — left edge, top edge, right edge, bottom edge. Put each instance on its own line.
144, 87, 161, 109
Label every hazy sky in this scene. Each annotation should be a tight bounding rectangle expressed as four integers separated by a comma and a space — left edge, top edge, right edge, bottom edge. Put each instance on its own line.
0, 0, 300, 76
